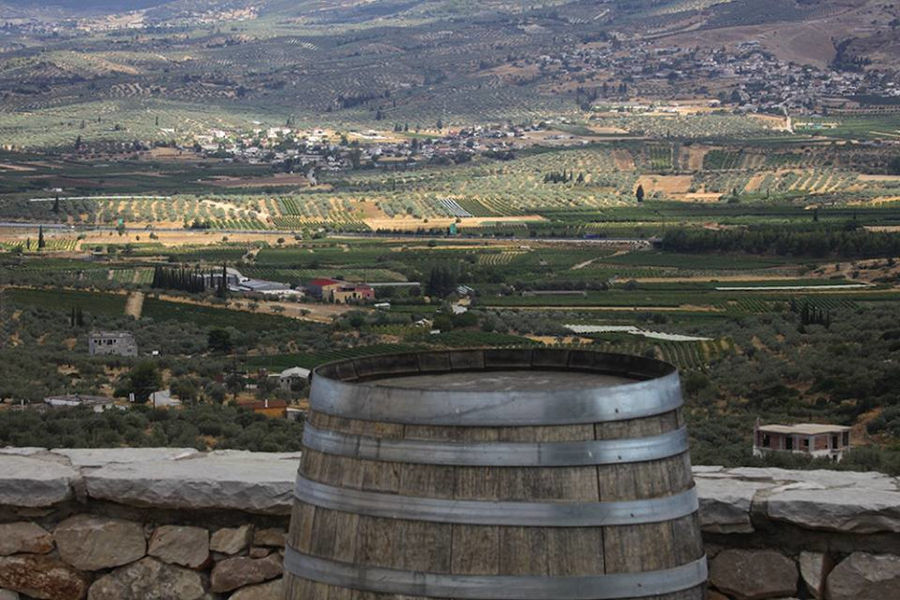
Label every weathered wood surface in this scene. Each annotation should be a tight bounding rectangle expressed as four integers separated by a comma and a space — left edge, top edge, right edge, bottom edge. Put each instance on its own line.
285, 350, 704, 600
287, 412, 703, 599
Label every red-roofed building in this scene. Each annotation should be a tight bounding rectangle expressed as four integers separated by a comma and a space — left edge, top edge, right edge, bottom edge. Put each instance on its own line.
305, 279, 375, 303
332, 283, 375, 303
306, 278, 344, 299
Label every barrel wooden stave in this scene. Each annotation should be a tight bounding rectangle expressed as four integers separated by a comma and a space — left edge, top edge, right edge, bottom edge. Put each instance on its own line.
286, 350, 705, 600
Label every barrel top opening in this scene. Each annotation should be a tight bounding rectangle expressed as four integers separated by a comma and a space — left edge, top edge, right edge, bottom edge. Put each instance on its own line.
312, 349, 677, 396
371, 369, 635, 392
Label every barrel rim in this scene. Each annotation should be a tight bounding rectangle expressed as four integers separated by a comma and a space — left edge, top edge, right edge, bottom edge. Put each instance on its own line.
302, 422, 691, 466
294, 475, 700, 527
308, 349, 683, 426
312, 348, 677, 394
284, 548, 709, 600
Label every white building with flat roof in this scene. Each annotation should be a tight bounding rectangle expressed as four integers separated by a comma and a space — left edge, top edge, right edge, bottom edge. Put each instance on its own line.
89, 332, 137, 357
753, 422, 852, 462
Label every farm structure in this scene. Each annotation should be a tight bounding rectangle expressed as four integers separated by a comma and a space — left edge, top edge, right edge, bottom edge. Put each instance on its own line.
753, 422, 852, 462
43, 394, 118, 413
285, 348, 706, 600
88, 331, 137, 357
306, 278, 375, 303
205, 267, 297, 297
272, 366, 311, 392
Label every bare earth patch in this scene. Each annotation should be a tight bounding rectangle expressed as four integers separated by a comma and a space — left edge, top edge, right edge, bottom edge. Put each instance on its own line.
635, 175, 694, 196
364, 215, 546, 231
858, 174, 900, 183
204, 174, 310, 189
683, 145, 708, 171
612, 149, 635, 171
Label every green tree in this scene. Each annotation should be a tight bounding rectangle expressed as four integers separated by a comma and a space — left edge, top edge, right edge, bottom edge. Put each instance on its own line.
426, 264, 458, 298
217, 263, 228, 299
125, 362, 162, 404
170, 377, 200, 404
889, 155, 900, 175
635, 184, 645, 203
37, 226, 45, 249
208, 329, 233, 353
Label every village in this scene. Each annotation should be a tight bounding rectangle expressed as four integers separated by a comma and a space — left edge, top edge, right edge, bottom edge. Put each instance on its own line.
544, 38, 900, 113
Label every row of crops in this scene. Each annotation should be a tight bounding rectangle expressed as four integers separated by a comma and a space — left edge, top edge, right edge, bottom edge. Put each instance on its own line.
485, 286, 888, 313
696, 168, 859, 196
270, 216, 369, 231
0, 238, 79, 252
245, 343, 420, 370
596, 114, 776, 139
5, 286, 312, 331
585, 336, 731, 371
240, 267, 408, 283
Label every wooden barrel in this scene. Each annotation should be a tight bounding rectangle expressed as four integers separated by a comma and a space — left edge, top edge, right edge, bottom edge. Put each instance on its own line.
285, 348, 706, 600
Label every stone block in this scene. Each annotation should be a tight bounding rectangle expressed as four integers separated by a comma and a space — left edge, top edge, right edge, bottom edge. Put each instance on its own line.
210, 554, 282, 593
0, 523, 53, 555
228, 578, 283, 600
84, 454, 297, 514
709, 549, 798, 600
0, 456, 78, 507
0, 554, 89, 600
53, 448, 198, 468
826, 553, 900, 600
252, 528, 285, 548
694, 476, 766, 534
148, 525, 209, 569
799, 552, 831, 599
87, 557, 207, 600
54, 515, 146, 571
210, 525, 253, 555
763, 488, 900, 534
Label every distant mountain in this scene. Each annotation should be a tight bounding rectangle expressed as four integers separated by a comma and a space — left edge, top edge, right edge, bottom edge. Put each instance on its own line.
5, 1, 172, 9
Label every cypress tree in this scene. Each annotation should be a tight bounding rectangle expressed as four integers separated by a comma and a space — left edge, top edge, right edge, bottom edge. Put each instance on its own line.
217, 263, 228, 299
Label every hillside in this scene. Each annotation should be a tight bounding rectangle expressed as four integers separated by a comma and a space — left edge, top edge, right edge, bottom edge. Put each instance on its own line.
0, 0, 896, 143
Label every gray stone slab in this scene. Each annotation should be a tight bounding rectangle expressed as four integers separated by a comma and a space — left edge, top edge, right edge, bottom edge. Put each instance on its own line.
84, 454, 299, 514
0, 448, 48, 456
53, 448, 199, 468
763, 487, 900, 534
826, 552, 900, 600
207, 450, 302, 460
726, 467, 898, 491
0, 455, 79, 507
694, 476, 768, 534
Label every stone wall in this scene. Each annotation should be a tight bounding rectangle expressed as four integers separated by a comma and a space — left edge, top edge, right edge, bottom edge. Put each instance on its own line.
694, 465, 900, 600
0, 448, 897, 600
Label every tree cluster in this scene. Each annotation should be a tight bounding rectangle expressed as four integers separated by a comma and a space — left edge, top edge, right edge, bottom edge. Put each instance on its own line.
660, 225, 900, 258
152, 265, 227, 295
790, 298, 831, 328
543, 170, 584, 184
425, 264, 458, 298
0, 404, 304, 452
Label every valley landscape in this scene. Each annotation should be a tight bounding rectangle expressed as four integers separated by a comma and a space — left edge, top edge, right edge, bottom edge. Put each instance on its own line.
0, 0, 899, 473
